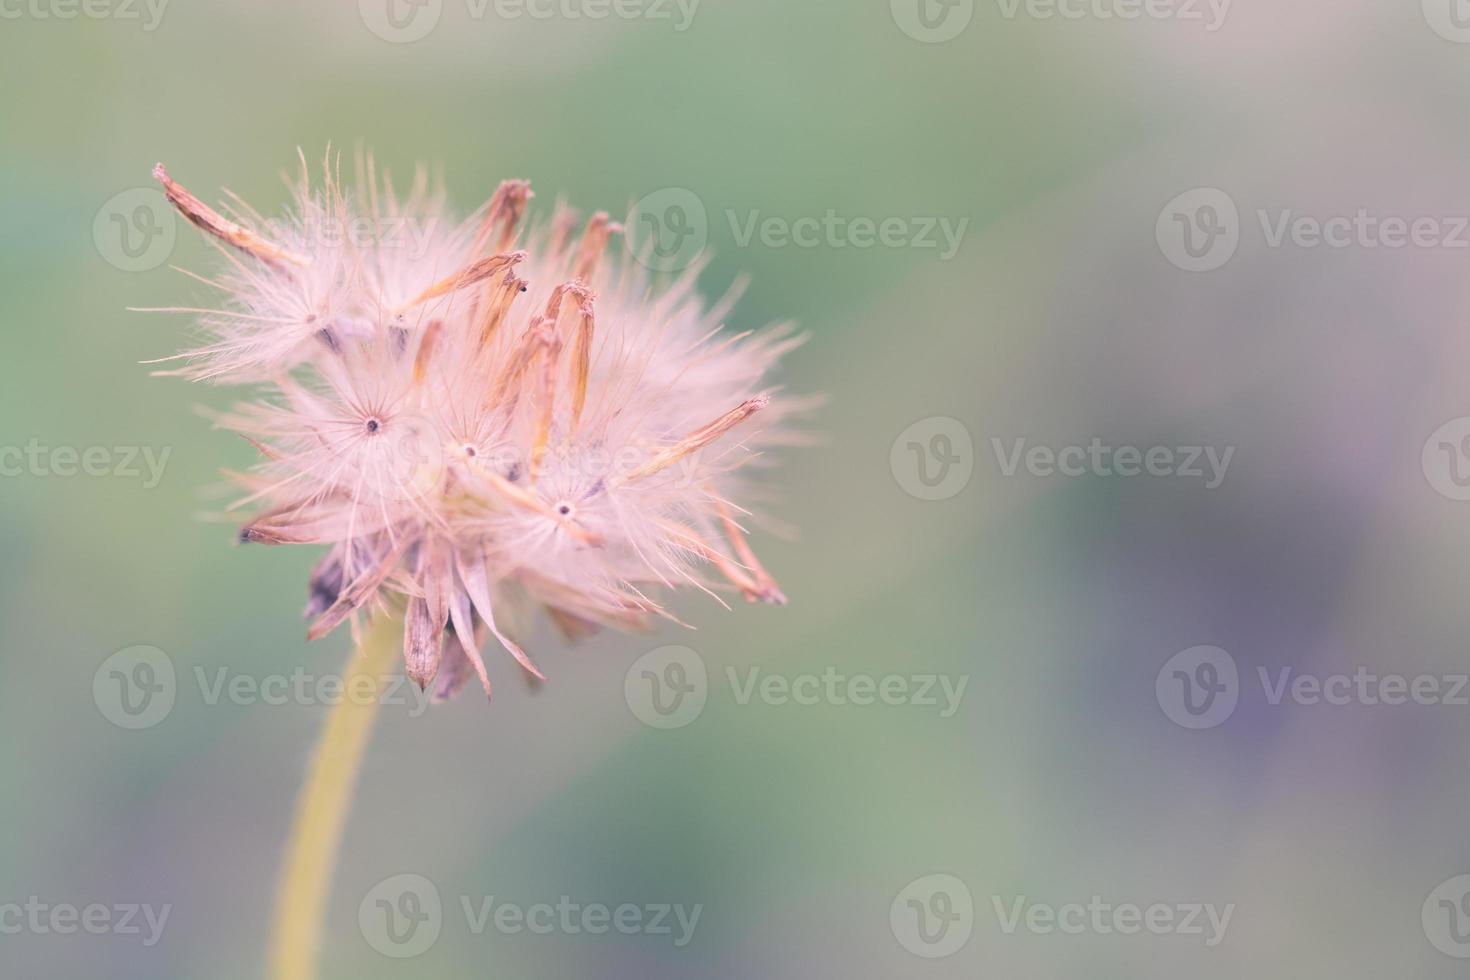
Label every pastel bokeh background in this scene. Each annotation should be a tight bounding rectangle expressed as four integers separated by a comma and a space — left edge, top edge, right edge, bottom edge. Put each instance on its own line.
6, 0, 1470, 976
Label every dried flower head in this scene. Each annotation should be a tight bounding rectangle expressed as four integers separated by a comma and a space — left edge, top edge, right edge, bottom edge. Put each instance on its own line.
143, 152, 805, 701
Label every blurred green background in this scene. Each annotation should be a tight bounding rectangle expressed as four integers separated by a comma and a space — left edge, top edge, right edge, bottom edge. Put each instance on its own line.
8, 0, 1470, 976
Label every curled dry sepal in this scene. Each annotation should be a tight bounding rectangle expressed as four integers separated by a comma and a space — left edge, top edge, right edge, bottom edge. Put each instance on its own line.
141, 152, 807, 702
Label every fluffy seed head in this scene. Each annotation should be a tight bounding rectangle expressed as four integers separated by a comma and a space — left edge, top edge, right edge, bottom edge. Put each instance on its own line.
143, 152, 805, 702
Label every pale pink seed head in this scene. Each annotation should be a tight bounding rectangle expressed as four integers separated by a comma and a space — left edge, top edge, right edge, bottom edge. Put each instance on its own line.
145, 154, 804, 701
